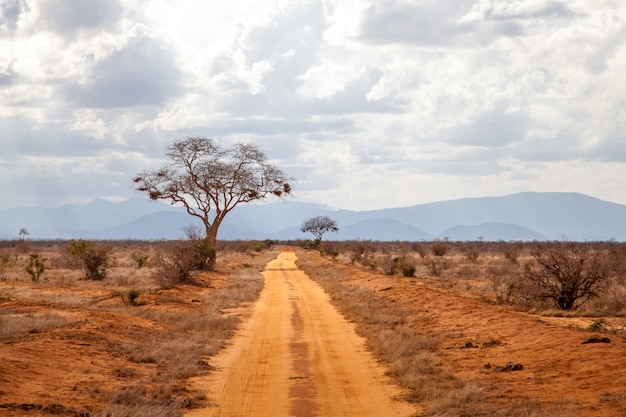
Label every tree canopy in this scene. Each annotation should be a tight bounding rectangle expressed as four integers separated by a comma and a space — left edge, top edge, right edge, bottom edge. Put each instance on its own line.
133, 136, 292, 269
301, 216, 339, 241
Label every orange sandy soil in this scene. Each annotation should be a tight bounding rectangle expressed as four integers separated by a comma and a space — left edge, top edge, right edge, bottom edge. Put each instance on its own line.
2, 248, 626, 416
0, 252, 251, 417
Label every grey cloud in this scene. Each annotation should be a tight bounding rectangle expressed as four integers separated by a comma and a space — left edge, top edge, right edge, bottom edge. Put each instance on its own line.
0, 63, 16, 85
586, 129, 626, 163
186, 117, 354, 138
0, 0, 27, 33
61, 37, 183, 108
0, 114, 110, 157
357, 1, 524, 47
510, 126, 591, 163
446, 109, 530, 147
0, 170, 131, 209
585, 27, 626, 74
39, 0, 122, 34
239, 2, 325, 68
484, 2, 575, 21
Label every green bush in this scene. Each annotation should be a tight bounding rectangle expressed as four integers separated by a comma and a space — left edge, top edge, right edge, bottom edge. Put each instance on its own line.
25, 253, 47, 282
69, 240, 110, 281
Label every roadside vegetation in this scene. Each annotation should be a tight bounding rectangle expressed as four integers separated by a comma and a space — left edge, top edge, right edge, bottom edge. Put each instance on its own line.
296, 239, 626, 416
0, 239, 275, 417
303, 239, 626, 316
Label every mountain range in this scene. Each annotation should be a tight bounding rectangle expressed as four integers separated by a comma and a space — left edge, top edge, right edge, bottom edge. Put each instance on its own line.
1, 192, 625, 241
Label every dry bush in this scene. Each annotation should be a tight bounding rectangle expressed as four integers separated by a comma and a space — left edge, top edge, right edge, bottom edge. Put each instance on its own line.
487, 264, 518, 304
319, 240, 340, 260
346, 240, 373, 264
430, 240, 450, 257
518, 241, 611, 310
426, 257, 451, 277
151, 240, 210, 287
501, 241, 524, 264
0, 252, 13, 280
461, 241, 484, 263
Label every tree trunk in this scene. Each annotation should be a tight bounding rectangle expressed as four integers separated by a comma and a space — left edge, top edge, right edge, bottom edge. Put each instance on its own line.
205, 226, 218, 271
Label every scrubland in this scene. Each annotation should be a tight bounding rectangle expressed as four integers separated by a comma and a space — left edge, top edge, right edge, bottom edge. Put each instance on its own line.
0, 240, 273, 417
296, 240, 626, 416
2, 239, 626, 416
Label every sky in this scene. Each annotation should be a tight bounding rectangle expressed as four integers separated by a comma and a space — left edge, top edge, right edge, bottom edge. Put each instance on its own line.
1, 0, 625, 211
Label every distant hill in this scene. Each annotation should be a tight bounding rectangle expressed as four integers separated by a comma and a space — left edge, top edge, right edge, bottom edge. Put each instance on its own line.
439, 222, 546, 241
1, 192, 625, 241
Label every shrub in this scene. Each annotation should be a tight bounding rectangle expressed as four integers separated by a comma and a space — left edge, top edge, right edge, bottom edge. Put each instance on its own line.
25, 253, 47, 282
121, 289, 142, 306
319, 241, 340, 260
519, 241, 610, 310
69, 240, 110, 280
502, 242, 523, 264
487, 264, 516, 303
379, 255, 397, 275
412, 242, 428, 258
379, 255, 416, 277
0, 253, 12, 280
430, 240, 449, 257
349, 241, 370, 264
253, 239, 275, 252
401, 261, 416, 277
427, 258, 451, 277
132, 252, 150, 269
153, 239, 212, 287
462, 241, 483, 263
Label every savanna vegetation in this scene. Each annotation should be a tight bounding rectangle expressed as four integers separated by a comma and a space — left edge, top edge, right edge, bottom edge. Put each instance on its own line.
0, 239, 276, 417
296, 239, 626, 416
2, 237, 626, 416
306, 239, 626, 315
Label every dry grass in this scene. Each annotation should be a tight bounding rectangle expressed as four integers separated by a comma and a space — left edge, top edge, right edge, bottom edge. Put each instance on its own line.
0, 311, 70, 340
324, 240, 626, 317
295, 248, 577, 417
0, 241, 274, 416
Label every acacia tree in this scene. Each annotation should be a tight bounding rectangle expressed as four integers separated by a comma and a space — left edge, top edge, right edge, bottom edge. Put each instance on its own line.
133, 137, 292, 270
301, 216, 339, 243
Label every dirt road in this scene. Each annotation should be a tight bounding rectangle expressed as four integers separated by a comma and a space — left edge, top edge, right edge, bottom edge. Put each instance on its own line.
189, 250, 416, 417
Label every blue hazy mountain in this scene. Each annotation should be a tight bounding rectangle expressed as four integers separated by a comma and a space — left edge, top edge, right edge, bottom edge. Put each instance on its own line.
1, 192, 625, 241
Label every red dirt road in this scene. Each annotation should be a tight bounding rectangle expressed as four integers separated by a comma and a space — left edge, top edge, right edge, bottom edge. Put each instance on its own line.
189, 251, 416, 417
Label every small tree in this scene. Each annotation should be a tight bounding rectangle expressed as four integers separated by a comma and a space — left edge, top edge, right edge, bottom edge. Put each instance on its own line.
25, 253, 47, 282
68, 240, 110, 281
133, 137, 292, 271
301, 216, 339, 245
19, 228, 30, 240
520, 241, 609, 310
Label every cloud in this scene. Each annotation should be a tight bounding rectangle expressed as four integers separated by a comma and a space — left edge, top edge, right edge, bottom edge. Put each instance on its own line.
38, 0, 123, 35
0, 0, 28, 34
446, 108, 530, 147
60, 36, 183, 108
357, 1, 523, 47
1, 0, 626, 211
462, 1, 576, 22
